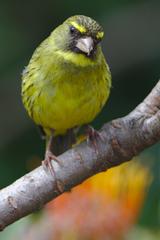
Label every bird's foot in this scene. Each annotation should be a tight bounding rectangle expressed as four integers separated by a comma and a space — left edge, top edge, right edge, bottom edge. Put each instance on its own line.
43, 150, 61, 174
86, 125, 104, 155
42, 150, 64, 193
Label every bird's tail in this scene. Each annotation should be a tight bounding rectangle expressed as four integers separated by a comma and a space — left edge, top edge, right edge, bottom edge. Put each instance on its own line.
50, 129, 77, 155
38, 125, 84, 155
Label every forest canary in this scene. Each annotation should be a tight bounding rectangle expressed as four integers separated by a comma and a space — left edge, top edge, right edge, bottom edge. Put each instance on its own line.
21, 15, 111, 171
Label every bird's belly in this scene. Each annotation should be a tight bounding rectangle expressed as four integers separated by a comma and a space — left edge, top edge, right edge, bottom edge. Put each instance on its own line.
49, 96, 100, 132
33, 77, 108, 135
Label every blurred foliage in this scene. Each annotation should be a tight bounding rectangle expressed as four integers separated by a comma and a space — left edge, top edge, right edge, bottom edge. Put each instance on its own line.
0, 0, 160, 238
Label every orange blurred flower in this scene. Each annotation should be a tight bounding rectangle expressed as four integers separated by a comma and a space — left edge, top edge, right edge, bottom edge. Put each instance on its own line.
45, 159, 152, 240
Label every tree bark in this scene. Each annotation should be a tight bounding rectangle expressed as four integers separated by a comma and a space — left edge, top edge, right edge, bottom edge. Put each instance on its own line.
0, 80, 160, 231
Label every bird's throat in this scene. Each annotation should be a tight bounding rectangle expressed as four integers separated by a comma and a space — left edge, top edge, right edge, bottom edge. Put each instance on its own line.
56, 49, 97, 67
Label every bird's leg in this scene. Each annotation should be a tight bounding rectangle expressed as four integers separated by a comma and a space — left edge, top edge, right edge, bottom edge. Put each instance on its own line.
42, 134, 64, 193
85, 125, 104, 154
43, 135, 62, 172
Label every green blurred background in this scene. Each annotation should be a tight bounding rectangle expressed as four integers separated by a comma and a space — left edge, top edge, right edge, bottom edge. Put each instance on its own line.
0, 0, 160, 239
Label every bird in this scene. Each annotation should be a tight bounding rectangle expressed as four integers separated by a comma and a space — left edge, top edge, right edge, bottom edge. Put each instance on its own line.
21, 15, 111, 174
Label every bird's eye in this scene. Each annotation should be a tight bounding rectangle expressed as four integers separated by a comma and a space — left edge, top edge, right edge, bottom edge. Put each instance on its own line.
95, 38, 100, 44
70, 26, 76, 34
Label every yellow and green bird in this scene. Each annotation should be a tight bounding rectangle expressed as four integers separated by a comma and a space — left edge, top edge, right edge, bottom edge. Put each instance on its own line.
21, 15, 111, 170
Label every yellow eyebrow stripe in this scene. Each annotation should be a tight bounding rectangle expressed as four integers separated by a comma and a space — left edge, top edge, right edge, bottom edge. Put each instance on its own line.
70, 21, 87, 33
96, 31, 104, 39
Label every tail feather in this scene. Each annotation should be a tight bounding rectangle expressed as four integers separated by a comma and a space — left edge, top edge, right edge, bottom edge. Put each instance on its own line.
38, 126, 78, 155
51, 129, 76, 155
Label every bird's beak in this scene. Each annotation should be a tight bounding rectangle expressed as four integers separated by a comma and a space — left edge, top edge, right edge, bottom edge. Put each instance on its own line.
76, 37, 94, 56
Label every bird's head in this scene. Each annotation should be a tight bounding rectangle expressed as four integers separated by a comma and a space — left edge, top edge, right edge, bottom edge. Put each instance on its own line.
52, 15, 104, 60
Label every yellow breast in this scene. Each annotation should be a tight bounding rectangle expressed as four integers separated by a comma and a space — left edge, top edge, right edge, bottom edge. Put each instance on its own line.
22, 45, 111, 136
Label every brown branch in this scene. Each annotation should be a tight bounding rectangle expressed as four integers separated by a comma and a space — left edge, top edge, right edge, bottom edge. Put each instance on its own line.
0, 80, 160, 230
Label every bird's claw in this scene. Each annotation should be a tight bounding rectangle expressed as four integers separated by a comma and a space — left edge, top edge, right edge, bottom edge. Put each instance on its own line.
86, 126, 104, 155
42, 150, 63, 193
43, 150, 60, 174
